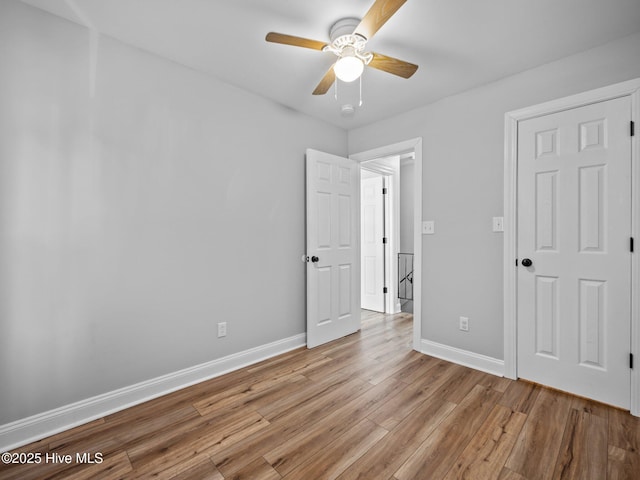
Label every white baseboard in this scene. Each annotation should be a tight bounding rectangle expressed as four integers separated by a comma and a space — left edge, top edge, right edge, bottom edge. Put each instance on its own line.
420, 339, 504, 377
0, 333, 306, 452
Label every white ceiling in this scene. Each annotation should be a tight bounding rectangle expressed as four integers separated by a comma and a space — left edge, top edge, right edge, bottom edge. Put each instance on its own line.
19, 0, 640, 129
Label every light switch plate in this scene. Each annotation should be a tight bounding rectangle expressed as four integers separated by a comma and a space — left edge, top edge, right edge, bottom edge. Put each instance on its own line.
422, 221, 435, 235
492, 217, 504, 232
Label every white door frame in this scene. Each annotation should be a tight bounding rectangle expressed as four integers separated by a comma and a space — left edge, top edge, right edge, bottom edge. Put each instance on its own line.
503, 78, 640, 415
351, 138, 423, 351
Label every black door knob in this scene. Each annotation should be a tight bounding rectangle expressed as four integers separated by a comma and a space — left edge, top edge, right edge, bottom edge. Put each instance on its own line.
521, 258, 533, 267
311, 256, 319, 263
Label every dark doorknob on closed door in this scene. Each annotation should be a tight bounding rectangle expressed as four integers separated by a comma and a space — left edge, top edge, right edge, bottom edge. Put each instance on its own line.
311, 256, 319, 263
521, 258, 533, 267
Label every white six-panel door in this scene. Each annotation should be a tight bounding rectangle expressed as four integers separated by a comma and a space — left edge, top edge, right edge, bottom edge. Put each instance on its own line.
517, 96, 632, 408
361, 175, 385, 312
306, 149, 360, 348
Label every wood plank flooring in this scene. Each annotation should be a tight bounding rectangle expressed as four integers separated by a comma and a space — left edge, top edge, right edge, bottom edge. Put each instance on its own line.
1, 310, 639, 479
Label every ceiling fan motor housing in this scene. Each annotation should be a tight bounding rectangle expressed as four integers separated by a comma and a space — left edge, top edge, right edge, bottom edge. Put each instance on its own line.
325, 18, 372, 65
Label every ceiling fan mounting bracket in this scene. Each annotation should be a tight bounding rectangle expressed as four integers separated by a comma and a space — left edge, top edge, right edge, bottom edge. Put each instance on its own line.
329, 18, 362, 42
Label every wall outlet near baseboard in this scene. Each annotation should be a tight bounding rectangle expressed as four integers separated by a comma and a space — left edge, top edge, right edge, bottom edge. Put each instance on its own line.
459, 316, 469, 332
217, 322, 227, 338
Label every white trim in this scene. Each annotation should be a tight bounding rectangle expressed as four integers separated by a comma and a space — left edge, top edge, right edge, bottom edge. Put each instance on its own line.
632, 81, 640, 416
350, 138, 423, 351
421, 339, 504, 377
504, 77, 640, 415
503, 114, 518, 380
0, 333, 306, 451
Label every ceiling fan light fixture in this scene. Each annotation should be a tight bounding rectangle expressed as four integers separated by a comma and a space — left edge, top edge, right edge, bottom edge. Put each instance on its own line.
334, 55, 364, 83
265, 0, 418, 96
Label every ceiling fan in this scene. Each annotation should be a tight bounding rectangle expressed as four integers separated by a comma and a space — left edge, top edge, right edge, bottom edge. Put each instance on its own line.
265, 0, 418, 95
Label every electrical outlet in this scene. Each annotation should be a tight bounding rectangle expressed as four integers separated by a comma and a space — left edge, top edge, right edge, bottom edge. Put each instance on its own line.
217, 322, 227, 338
459, 316, 469, 332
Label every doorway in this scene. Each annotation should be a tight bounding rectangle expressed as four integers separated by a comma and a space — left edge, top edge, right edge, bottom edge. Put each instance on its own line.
360, 156, 399, 315
360, 154, 415, 315
351, 138, 423, 351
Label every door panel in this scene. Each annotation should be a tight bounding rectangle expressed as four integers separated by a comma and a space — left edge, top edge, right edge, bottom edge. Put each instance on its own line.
578, 279, 605, 368
517, 96, 631, 408
338, 194, 351, 246
535, 275, 558, 358
338, 264, 352, 317
579, 165, 606, 252
535, 171, 557, 251
306, 149, 360, 348
316, 266, 331, 324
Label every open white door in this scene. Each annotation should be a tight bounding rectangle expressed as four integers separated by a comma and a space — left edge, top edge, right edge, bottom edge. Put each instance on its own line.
306, 149, 360, 348
361, 174, 385, 312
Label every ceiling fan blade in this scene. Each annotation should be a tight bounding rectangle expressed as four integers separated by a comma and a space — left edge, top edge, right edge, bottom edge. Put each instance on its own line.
354, 0, 407, 40
265, 32, 327, 51
312, 67, 336, 95
368, 52, 418, 78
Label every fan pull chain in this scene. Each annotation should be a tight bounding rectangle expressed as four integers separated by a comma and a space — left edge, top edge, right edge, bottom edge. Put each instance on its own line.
334, 78, 338, 101
359, 75, 363, 107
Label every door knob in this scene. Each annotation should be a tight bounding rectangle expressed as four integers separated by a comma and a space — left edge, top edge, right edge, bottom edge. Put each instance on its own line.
521, 258, 533, 267
311, 256, 319, 263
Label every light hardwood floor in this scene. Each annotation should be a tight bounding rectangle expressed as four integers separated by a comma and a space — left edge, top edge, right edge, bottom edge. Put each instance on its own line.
1, 310, 639, 479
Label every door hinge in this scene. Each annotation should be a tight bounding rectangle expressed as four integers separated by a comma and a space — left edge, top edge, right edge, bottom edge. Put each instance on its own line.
631, 237, 635, 253
382, 187, 387, 195
631, 121, 635, 137
383, 287, 388, 294
631, 353, 634, 369
383, 237, 388, 244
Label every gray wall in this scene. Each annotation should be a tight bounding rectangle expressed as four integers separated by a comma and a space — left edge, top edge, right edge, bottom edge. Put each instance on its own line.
349, 32, 640, 361
0, 1, 347, 424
